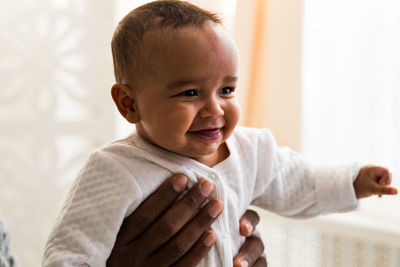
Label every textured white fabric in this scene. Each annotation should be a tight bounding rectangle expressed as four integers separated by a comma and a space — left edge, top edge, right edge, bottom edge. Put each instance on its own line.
42, 127, 360, 267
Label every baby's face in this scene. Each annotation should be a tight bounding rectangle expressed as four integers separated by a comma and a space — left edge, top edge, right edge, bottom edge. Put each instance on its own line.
132, 23, 240, 166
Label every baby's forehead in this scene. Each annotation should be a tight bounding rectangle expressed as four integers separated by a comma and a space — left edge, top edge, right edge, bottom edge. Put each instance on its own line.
141, 23, 228, 54
141, 23, 236, 61
143, 24, 209, 44
130, 22, 238, 86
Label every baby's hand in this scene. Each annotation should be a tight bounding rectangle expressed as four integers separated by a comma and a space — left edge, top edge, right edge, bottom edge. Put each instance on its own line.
353, 165, 398, 199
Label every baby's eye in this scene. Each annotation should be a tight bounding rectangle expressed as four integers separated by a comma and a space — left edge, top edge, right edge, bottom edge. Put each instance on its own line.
176, 89, 198, 97
219, 87, 235, 95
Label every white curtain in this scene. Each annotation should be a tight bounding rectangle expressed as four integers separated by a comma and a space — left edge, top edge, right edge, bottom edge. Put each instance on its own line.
302, 0, 400, 222
0, 1, 115, 266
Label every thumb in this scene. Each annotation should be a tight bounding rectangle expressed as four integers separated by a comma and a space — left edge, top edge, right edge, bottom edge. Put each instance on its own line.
373, 184, 398, 196
239, 210, 259, 237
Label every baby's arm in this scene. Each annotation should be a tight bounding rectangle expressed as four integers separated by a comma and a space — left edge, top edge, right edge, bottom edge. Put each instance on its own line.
353, 165, 398, 198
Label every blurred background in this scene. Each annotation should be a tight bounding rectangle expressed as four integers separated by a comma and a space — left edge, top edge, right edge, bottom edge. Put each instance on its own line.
0, 0, 399, 266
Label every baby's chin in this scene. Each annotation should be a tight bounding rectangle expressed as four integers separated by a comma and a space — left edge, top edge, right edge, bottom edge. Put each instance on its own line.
186, 144, 229, 166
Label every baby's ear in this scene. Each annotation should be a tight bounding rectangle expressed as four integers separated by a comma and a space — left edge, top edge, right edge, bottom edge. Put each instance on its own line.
111, 83, 140, 123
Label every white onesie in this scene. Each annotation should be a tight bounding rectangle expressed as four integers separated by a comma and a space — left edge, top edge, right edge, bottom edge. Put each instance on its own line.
42, 126, 360, 267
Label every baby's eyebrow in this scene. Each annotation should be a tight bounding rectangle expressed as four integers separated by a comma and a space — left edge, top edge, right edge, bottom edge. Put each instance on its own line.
166, 79, 204, 90
166, 76, 238, 90
223, 76, 238, 83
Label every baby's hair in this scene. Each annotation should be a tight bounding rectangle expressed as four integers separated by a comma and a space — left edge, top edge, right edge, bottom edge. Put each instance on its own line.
111, 0, 222, 85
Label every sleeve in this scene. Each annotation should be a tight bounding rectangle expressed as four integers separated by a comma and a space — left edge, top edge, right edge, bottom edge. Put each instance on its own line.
42, 151, 143, 267
251, 129, 361, 218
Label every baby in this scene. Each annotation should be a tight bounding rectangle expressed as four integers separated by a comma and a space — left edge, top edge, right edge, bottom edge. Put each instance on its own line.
43, 1, 398, 266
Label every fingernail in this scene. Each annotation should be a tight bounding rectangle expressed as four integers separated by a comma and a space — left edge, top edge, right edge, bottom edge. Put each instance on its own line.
204, 232, 216, 247
208, 200, 223, 217
172, 175, 187, 192
391, 188, 398, 194
200, 179, 214, 196
245, 222, 253, 235
240, 260, 249, 267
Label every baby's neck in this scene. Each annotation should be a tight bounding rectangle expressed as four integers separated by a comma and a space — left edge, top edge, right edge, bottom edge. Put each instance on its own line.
192, 143, 230, 167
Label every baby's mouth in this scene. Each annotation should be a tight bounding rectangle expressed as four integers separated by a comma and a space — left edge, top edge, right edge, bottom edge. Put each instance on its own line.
187, 128, 222, 140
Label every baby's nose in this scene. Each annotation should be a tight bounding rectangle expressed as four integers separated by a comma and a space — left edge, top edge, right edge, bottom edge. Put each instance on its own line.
199, 98, 224, 118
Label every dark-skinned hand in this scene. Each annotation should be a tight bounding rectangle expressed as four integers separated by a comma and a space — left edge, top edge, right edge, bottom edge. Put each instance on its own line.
107, 174, 267, 267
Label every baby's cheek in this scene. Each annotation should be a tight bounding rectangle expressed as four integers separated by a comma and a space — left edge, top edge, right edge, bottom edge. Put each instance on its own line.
227, 104, 240, 129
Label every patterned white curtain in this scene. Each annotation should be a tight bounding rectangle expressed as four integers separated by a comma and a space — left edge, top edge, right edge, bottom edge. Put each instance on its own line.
0, 0, 115, 265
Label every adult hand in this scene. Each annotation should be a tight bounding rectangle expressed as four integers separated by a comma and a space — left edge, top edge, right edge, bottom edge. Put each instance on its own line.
107, 174, 221, 267
107, 174, 266, 266
234, 210, 267, 267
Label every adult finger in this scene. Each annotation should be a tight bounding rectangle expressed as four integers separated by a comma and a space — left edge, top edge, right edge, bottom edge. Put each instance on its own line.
173, 230, 217, 267
253, 255, 267, 267
115, 174, 188, 246
136, 179, 215, 254
148, 199, 223, 266
374, 184, 398, 196
239, 210, 260, 237
233, 235, 265, 267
